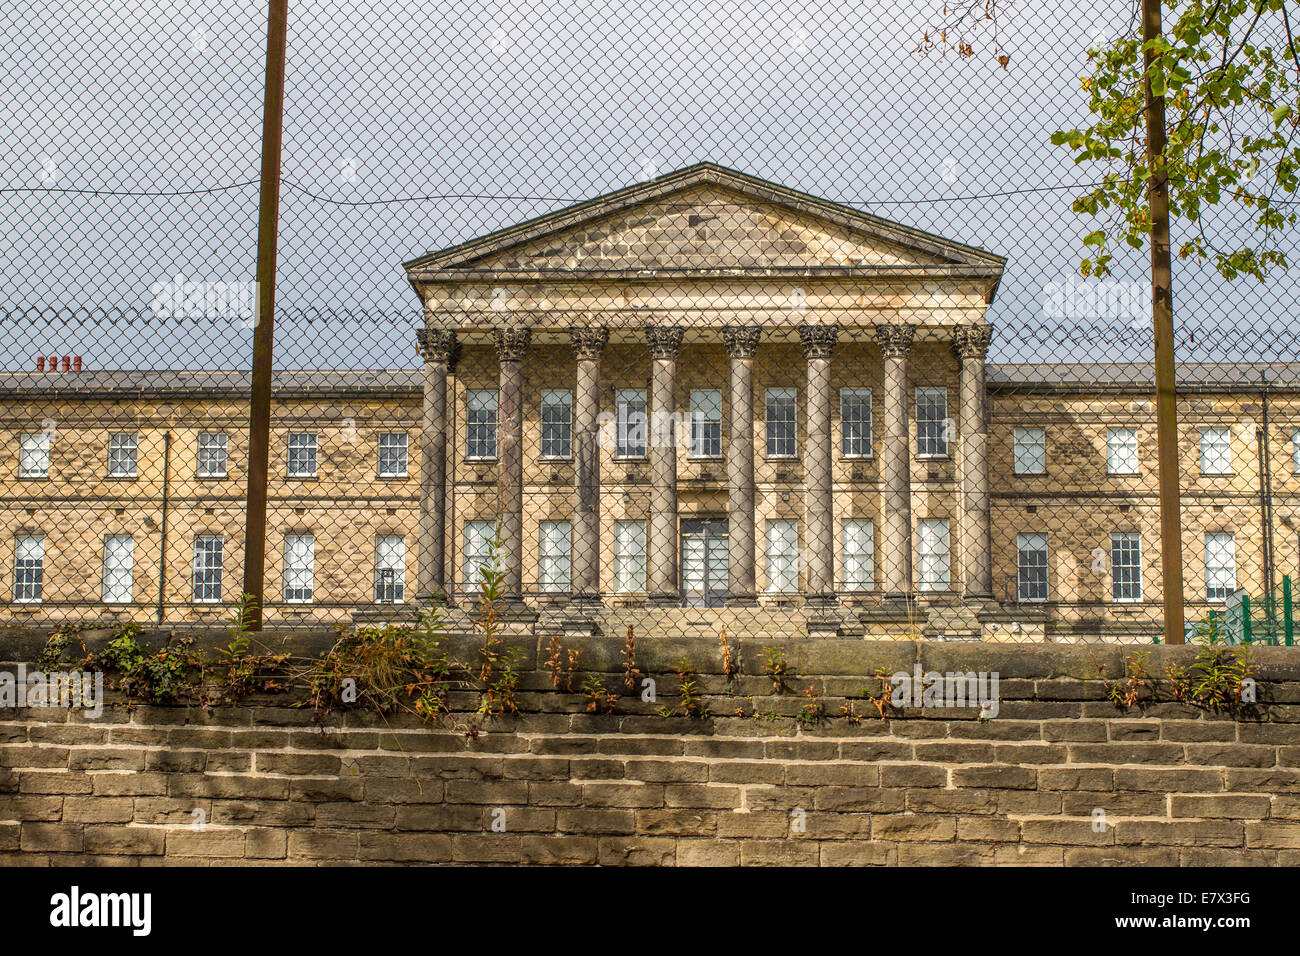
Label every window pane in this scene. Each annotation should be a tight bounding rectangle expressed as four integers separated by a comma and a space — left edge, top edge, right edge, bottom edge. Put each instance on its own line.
13, 534, 44, 602
463, 520, 500, 592
1199, 428, 1231, 475
198, 432, 228, 477
690, 389, 722, 458
540, 390, 573, 459
917, 518, 950, 590
613, 520, 647, 592
841, 518, 874, 591
840, 388, 872, 457
283, 534, 315, 603
765, 388, 797, 457
192, 535, 223, 602
378, 432, 409, 476
538, 520, 572, 592
1016, 532, 1048, 601
1204, 532, 1236, 601
287, 433, 317, 476
467, 390, 498, 459
19, 434, 50, 478
1107, 428, 1138, 474
765, 519, 799, 592
108, 433, 138, 477
103, 534, 134, 603
1013, 427, 1045, 474
616, 389, 647, 458
1111, 533, 1142, 601
374, 534, 405, 603
916, 388, 948, 457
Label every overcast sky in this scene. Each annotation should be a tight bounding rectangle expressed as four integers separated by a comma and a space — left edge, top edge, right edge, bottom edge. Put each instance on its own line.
2, 0, 1296, 369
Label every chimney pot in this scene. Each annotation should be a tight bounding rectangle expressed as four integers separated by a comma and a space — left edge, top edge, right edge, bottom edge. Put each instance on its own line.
35, 356, 45, 372
61, 355, 70, 371
73, 356, 82, 372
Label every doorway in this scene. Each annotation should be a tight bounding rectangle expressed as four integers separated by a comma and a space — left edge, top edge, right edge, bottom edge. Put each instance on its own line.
681, 518, 729, 607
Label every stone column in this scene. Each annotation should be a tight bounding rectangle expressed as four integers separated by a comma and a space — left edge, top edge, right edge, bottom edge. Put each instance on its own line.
877, 323, 916, 604
724, 326, 760, 605
416, 327, 455, 603
570, 325, 608, 605
954, 323, 994, 600
800, 324, 838, 608
493, 326, 530, 612
645, 324, 684, 606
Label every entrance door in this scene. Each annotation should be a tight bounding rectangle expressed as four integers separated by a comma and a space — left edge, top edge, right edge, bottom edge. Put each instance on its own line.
681, 518, 729, 608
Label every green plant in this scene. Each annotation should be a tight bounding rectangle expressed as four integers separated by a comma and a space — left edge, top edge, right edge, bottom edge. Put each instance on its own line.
795, 684, 825, 726
304, 618, 452, 721
1103, 650, 1151, 711
862, 668, 896, 720
210, 592, 290, 705
90, 624, 203, 704
581, 674, 619, 714
36, 626, 87, 670
672, 657, 709, 720
759, 645, 789, 695
1168, 643, 1258, 714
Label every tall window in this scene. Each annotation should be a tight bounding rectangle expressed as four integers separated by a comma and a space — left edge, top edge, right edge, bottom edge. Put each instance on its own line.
377, 432, 409, 477
1016, 532, 1048, 602
840, 388, 872, 458
765, 519, 799, 593
197, 432, 228, 477
192, 534, 223, 602
463, 520, 498, 591
917, 518, 951, 591
19, 434, 50, 478
1107, 427, 1138, 475
374, 534, 405, 603
765, 387, 797, 457
540, 389, 573, 459
13, 534, 44, 602
1204, 532, 1236, 601
538, 520, 572, 592
283, 534, 315, 603
108, 433, 138, 477
1293, 428, 1300, 474
466, 390, 498, 460
841, 518, 874, 591
1013, 427, 1046, 474
690, 389, 722, 458
616, 389, 647, 458
613, 520, 647, 592
103, 535, 134, 604
1111, 533, 1142, 602
916, 387, 948, 457
287, 432, 317, 477
1199, 427, 1231, 475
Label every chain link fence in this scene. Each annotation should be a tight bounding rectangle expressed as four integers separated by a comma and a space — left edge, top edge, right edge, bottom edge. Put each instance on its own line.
2, 0, 1298, 643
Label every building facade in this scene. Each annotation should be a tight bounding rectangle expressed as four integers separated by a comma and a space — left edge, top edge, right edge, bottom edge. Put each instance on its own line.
3, 165, 1297, 640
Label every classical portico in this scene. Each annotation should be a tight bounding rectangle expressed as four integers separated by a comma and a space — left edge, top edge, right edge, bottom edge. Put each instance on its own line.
404, 163, 1007, 637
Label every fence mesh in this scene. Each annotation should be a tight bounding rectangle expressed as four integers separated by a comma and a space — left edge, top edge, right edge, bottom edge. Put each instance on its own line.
3, 0, 1299, 643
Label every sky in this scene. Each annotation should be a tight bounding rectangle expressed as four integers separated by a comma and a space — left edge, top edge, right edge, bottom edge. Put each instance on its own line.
2, 0, 1297, 370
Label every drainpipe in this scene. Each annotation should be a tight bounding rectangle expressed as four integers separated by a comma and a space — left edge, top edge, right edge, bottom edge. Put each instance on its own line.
157, 430, 171, 626
1259, 371, 1275, 598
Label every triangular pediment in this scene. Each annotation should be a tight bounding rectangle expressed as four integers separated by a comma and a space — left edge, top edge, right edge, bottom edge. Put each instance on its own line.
404, 163, 1005, 280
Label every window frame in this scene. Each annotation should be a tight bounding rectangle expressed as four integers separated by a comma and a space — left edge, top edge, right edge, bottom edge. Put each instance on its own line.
1204, 532, 1236, 602
377, 431, 409, 478
107, 432, 138, 478
1015, 532, 1049, 603
839, 388, 873, 459
539, 389, 573, 460
1107, 427, 1139, 476
286, 432, 318, 478
462, 520, 498, 592
538, 520, 573, 593
764, 519, 800, 594
613, 520, 647, 593
374, 534, 406, 604
917, 517, 951, 591
197, 432, 229, 478
915, 387, 949, 459
282, 533, 315, 604
191, 534, 224, 603
19, 433, 50, 479
466, 390, 499, 461
1111, 532, 1143, 603
840, 518, 874, 592
1013, 427, 1046, 475
765, 387, 798, 459
689, 388, 723, 459
615, 388, 648, 459
103, 534, 134, 604
13, 534, 44, 603
1199, 427, 1232, 476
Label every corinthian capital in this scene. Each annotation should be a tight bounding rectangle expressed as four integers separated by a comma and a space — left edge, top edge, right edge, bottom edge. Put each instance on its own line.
798, 324, 838, 360
875, 323, 916, 358
644, 323, 684, 360
569, 325, 609, 361
416, 327, 458, 365
952, 323, 993, 361
723, 325, 761, 359
492, 326, 531, 363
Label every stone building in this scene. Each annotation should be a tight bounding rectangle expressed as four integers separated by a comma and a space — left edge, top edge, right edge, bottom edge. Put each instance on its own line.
2, 164, 1297, 641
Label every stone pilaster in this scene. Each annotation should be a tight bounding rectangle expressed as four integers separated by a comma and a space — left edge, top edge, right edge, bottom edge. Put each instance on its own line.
416, 327, 456, 603
493, 326, 530, 613
954, 323, 994, 601
645, 324, 684, 606
799, 324, 838, 610
877, 323, 916, 604
724, 325, 760, 605
570, 325, 608, 606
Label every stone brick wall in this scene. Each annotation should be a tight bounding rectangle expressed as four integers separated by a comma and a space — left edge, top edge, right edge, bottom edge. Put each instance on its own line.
2, 638, 1299, 865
